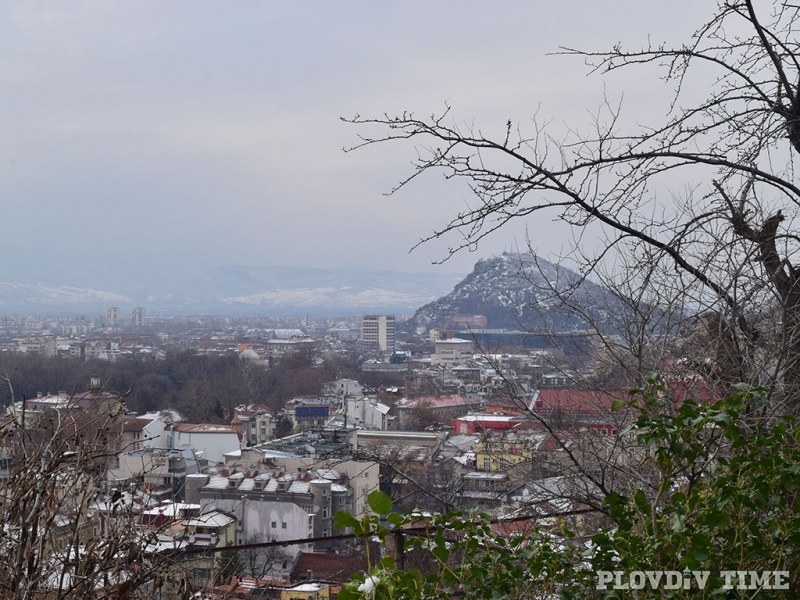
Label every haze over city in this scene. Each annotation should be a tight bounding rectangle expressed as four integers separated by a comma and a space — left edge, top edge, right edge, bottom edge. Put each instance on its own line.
3, 2, 800, 596
0, 1, 707, 292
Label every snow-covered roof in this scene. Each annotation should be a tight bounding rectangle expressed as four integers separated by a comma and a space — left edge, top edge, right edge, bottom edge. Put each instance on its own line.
142, 502, 200, 517
205, 476, 229, 490
314, 468, 340, 480
289, 583, 328, 592
288, 481, 310, 494
185, 510, 236, 528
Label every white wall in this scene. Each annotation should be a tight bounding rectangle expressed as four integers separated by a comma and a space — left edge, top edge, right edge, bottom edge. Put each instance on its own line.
201, 497, 313, 558
173, 431, 240, 464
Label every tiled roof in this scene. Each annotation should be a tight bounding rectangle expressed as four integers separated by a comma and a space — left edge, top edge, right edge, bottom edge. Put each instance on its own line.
291, 551, 369, 584
533, 389, 621, 413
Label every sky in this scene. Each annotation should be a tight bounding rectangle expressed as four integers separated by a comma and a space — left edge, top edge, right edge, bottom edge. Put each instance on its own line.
0, 1, 709, 286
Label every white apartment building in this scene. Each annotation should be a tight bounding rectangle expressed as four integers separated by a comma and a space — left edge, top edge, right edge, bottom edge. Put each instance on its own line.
346, 397, 390, 430
165, 423, 241, 465
431, 338, 476, 366
106, 306, 120, 329
131, 307, 145, 328
360, 314, 395, 352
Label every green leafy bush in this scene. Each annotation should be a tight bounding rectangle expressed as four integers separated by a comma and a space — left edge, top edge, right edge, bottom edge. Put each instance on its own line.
337, 382, 800, 598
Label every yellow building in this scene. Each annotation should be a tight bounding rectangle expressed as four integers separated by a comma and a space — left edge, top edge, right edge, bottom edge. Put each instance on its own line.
475, 429, 551, 472
280, 582, 332, 600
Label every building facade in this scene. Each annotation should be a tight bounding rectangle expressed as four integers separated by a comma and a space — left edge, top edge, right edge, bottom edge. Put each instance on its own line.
360, 315, 395, 353
131, 306, 145, 328
106, 306, 120, 329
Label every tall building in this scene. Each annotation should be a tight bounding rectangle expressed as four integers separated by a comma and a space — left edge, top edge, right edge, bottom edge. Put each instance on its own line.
131, 307, 145, 328
106, 306, 119, 329
360, 314, 396, 352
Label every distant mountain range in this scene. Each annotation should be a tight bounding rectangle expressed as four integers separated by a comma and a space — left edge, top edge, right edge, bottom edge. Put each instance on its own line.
0, 255, 631, 328
0, 266, 465, 316
404, 253, 624, 333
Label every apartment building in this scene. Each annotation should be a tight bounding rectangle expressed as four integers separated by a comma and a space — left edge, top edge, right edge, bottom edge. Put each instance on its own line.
360, 314, 395, 352
191, 468, 354, 559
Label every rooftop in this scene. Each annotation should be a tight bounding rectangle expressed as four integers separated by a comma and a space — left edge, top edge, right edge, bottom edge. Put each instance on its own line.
185, 510, 236, 528
168, 423, 237, 434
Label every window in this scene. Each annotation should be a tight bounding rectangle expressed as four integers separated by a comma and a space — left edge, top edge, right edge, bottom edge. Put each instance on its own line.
281, 522, 287, 529
271, 521, 276, 528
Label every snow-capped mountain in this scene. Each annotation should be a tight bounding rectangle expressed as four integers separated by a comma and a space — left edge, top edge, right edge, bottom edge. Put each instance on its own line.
404, 253, 625, 333
0, 266, 465, 315
0, 282, 133, 308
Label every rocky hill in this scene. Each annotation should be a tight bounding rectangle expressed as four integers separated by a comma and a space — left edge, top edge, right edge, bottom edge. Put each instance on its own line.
404, 253, 624, 334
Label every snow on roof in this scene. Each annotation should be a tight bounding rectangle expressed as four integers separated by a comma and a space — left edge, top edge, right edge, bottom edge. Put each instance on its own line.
205, 476, 230, 490
400, 394, 471, 409
314, 468, 340, 480
185, 511, 236, 528
456, 414, 518, 422
139, 409, 184, 423
257, 448, 302, 459
289, 583, 328, 592
170, 423, 237, 433
452, 453, 475, 466
288, 481, 310, 494
142, 502, 200, 517
462, 472, 508, 480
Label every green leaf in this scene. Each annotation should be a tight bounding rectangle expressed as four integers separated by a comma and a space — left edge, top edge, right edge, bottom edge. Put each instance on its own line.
367, 489, 393, 515
432, 542, 450, 563
387, 512, 405, 526
670, 513, 685, 533
336, 586, 362, 600
633, 489, 651, 516
702, 511, 729, 529
333, 511, 361, 532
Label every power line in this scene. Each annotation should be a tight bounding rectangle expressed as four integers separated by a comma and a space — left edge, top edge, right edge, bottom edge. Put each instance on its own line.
174, 507, 600, 556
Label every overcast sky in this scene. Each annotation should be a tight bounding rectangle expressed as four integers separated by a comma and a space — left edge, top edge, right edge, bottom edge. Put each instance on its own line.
0, 1, 708, 285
